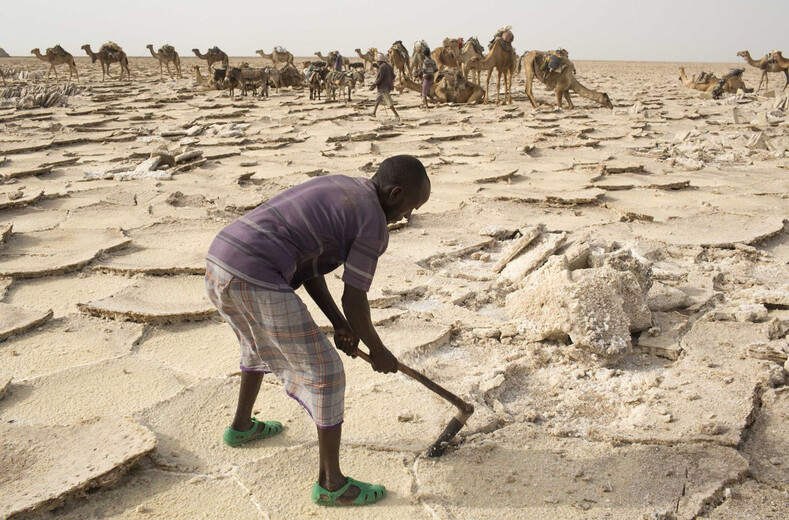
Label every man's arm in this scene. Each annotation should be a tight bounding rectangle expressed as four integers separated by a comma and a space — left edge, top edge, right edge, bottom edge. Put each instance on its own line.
303, 275, 345, 327
342, 284, 398, 373
370, 67, 383, 90
303, 276, 358, 356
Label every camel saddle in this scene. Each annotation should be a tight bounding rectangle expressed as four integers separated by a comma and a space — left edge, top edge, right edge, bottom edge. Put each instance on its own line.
208, 46, 222, 54
414, 40, 429, 53
489, 26, 514, 50
101, 42, 124, 56
391, 41, 409, 61
47, 44, 69, 57
161, 44, 176, 54
462, 38, 484, 54
275, 46, 287, 54
540, 52, 568, 75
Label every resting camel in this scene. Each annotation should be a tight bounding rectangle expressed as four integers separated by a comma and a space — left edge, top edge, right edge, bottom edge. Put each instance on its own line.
81, 43, 130, 81
315, 51, 350, 70
147, 44, 181, 79
192, 47, 229, 72
463, 39, 516, 104
193, 66, 225, 90
388, 41, 411, 81
678, 67, 749, 96
396, 69, 485, 104
520, 51, 613, 109
354, 48, 376, 72
737, 50, 789, 91
31, 45, 79, 83
431, 38, 461, 72
256, 48, 294, 67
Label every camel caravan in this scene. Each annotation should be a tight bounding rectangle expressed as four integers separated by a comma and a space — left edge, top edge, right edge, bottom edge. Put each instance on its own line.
18, 31, 789, 109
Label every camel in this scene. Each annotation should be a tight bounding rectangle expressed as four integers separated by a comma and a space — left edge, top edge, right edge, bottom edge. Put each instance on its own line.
678, 67, 750, 96
457, 37, 485, 81
431, 38, 461, 72
147, 44, 181, 79
771, 51, 789, 74
737, 50, 789, 91
31, 45, 79, 83
463, 38, 516, 104
520, 50, 613, 110
315, 51, 350, 70
192, 47, 229, 72
396, 69, 485, 104
81, 43, 131, 81
388, 41, 411, 81
354, 48, 377, 72
193, 66, 225, 90
255, 48, 294, 67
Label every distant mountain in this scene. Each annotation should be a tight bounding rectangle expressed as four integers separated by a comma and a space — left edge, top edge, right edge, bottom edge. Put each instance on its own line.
0, 48, 9, 58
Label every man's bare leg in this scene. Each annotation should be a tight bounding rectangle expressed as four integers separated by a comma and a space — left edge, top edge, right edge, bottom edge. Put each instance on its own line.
317, 425, 361, 503
231, 370, 264, 431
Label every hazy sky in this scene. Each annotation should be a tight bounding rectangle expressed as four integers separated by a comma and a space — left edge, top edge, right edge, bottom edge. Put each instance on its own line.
3, 0, 787, 62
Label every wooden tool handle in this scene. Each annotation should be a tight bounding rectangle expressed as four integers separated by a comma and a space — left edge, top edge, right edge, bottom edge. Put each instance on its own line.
356, 349, 474, 416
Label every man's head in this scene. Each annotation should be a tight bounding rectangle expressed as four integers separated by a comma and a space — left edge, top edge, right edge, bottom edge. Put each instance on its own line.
376, 52, 387, 63
371, 155, 431, 224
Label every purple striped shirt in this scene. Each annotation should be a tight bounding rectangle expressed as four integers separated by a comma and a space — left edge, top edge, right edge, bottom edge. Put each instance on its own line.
207, 175, 388, 292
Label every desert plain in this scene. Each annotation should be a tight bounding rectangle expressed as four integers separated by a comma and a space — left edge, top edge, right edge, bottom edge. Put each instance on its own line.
0, 55, 788, 519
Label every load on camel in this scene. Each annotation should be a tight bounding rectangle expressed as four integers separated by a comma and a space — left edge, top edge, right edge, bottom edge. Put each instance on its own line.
396, 68, 485, 104
678, 67, 751, 98
410, 40, 430, 78
519, 49, 613, 109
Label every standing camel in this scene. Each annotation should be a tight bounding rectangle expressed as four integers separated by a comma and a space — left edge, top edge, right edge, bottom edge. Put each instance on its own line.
463, 39, 515, 104
457, 37, 485, 82
81, 43, 131, 81
315, 51, 350, 70
192, 47, 229, 72
354, 48, 376, 72
147, 44, 181, 79
737, 50, 789, 91
388, 41, 411, 81
431, 38, 461, 72
520, 51, 613, 110
31, 45, 79, 83
256, 48, 294, 67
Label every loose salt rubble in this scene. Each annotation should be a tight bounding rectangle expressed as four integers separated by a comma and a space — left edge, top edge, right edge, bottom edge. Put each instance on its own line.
506, 245, 653, 362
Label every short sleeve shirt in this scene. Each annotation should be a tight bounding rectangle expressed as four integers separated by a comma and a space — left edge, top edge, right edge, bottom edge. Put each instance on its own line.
207, 175, 388, 292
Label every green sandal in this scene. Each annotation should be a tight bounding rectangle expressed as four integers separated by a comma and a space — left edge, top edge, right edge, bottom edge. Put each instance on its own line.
311, 477, 386, 506
223, 418, 283, 447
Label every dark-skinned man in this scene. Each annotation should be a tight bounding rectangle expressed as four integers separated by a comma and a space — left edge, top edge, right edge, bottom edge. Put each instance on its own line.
205, 155, 430, 506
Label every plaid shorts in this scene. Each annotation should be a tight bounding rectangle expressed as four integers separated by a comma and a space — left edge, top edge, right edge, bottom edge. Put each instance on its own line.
205, 262, 345, 429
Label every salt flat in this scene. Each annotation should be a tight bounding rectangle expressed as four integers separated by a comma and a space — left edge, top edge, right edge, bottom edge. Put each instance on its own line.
1, 55, 788, 519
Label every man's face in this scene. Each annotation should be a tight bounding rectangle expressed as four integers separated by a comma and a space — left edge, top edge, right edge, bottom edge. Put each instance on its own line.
385, 181, 430, 224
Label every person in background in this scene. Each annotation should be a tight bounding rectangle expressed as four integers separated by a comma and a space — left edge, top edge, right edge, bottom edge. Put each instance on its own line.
421, 48, 437, 109
370, 53, 400, 120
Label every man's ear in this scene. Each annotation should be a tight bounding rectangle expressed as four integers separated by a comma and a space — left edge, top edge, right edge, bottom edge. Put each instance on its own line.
389, 186, 403, 200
